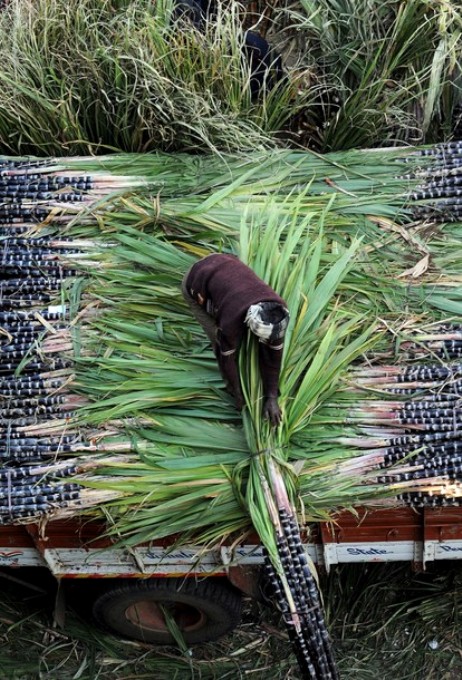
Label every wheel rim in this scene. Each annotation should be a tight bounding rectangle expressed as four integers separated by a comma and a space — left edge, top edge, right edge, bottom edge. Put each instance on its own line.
125, 599, 207, 633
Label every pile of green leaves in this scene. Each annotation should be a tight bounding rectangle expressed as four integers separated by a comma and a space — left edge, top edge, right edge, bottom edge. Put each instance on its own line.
33, 147, 459, 547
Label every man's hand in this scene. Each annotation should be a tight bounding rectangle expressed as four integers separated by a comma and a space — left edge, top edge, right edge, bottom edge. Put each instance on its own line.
234, 391, 244, 411
263, 396, 282, 426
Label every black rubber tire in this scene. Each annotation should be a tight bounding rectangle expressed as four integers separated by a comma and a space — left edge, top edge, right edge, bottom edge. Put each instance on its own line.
92, 577, 242, 645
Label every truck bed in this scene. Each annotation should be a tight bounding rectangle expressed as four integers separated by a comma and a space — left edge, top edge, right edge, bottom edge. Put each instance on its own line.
2, 506, 462, 577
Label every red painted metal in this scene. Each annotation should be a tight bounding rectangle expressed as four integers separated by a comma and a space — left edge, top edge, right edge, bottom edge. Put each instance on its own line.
2, 506, 462, 581
10, 507, 462, 551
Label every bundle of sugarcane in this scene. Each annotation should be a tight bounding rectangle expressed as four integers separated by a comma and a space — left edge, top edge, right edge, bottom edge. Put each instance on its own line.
315, 325, 462, 510
0, 155, 166, 519
2, 143, 462, 497
2, 144, 462, 677
2, 143, 462, 524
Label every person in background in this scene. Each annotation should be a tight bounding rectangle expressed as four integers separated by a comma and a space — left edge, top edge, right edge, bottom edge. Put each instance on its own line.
173, 0, 284, 100
182, 253, 290, 425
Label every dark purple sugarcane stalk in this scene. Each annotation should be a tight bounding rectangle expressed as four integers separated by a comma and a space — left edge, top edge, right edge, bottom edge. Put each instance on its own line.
386, 379, 462, 394
1, 395, 72, 409
412, 204, 462, 221
402, 166, 462, 181
0, 341, 49, 355
0, 437, 123, 457
0, 394, 69, 410
0, 180, 91, 192
0, 404, 77, 419
1, 237, 74, 246
401, 400, 462, 411
379, 461, 462, 483
399, 365, 462, 381
0, 499, 80, 523
0, 329, 69, 344
0, 310, 68, 322
0, 296, 55, 309
0, 463, 79, 484
0, 442, 76, 456
0, 191, 89, 202
262, 555, 319, 680
418, 451, 462, 469
0, 359, 70, 375
0, 417, 80, 438
418, 141, 462, 155
398, 492, 462, 507
0, 387, 68, 398
0, 278, 61, 292
0, 158, 54, 171
430, 343, 462, 360
0, 451, 71, 464
0, 434, 75, 447
0, 361, 49, 375
1, 331, 62, 345
381, 441, 462, 467
411, 186, 462, 201
398, 414, 462, 426
0, 317, 65, 328
0, 266, 75, 278
390, 475, 462, 495
338, 414, 462, 429
338, 429, 462, 450
0, 381, 67, 397
0, 205, 53, 216
280, 510, 338, 678
1, 258, 76, 270
0, 482, 81, 499
2, 243, 80, 254
263, 457, 339, 679
338, 437, 462, 476
277, 551, 334, 679
351, 371, 459, 387
0, 385, 68, 397
343, 399, 461, 414
414, 174, 462, 189
264, 532, 338, 679
0, 490, 81, 508
345, 407, 462, 422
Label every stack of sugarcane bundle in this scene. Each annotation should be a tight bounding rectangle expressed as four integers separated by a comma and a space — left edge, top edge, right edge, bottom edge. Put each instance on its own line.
315, 325, 462, 510
408, 142, 462, 222
0, 159, 131, 520
2, 143, 462, 677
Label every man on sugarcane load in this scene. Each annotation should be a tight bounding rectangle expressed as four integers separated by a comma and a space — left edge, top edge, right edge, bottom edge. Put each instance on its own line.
182, 253, 289, 426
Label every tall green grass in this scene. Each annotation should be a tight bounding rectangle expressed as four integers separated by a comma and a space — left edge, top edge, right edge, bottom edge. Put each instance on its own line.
0, 0, 299, 155
273, 0, 462, 149
0, 0, 460, 154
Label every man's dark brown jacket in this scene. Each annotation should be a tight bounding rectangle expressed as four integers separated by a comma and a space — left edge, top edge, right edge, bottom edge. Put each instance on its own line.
184, 253, 287, 412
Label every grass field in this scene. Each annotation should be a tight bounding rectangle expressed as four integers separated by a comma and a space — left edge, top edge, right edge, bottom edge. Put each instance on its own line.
1, 561, 461, 679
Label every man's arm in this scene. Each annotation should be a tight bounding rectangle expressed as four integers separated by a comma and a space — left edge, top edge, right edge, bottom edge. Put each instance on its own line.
258, 342, 284, 426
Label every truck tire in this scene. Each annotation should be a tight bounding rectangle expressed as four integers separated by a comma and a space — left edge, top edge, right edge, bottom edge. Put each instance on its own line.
92, 577, 242, 645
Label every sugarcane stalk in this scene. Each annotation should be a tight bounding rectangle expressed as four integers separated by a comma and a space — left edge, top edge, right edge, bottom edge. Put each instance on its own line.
261, 455, 338, 679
